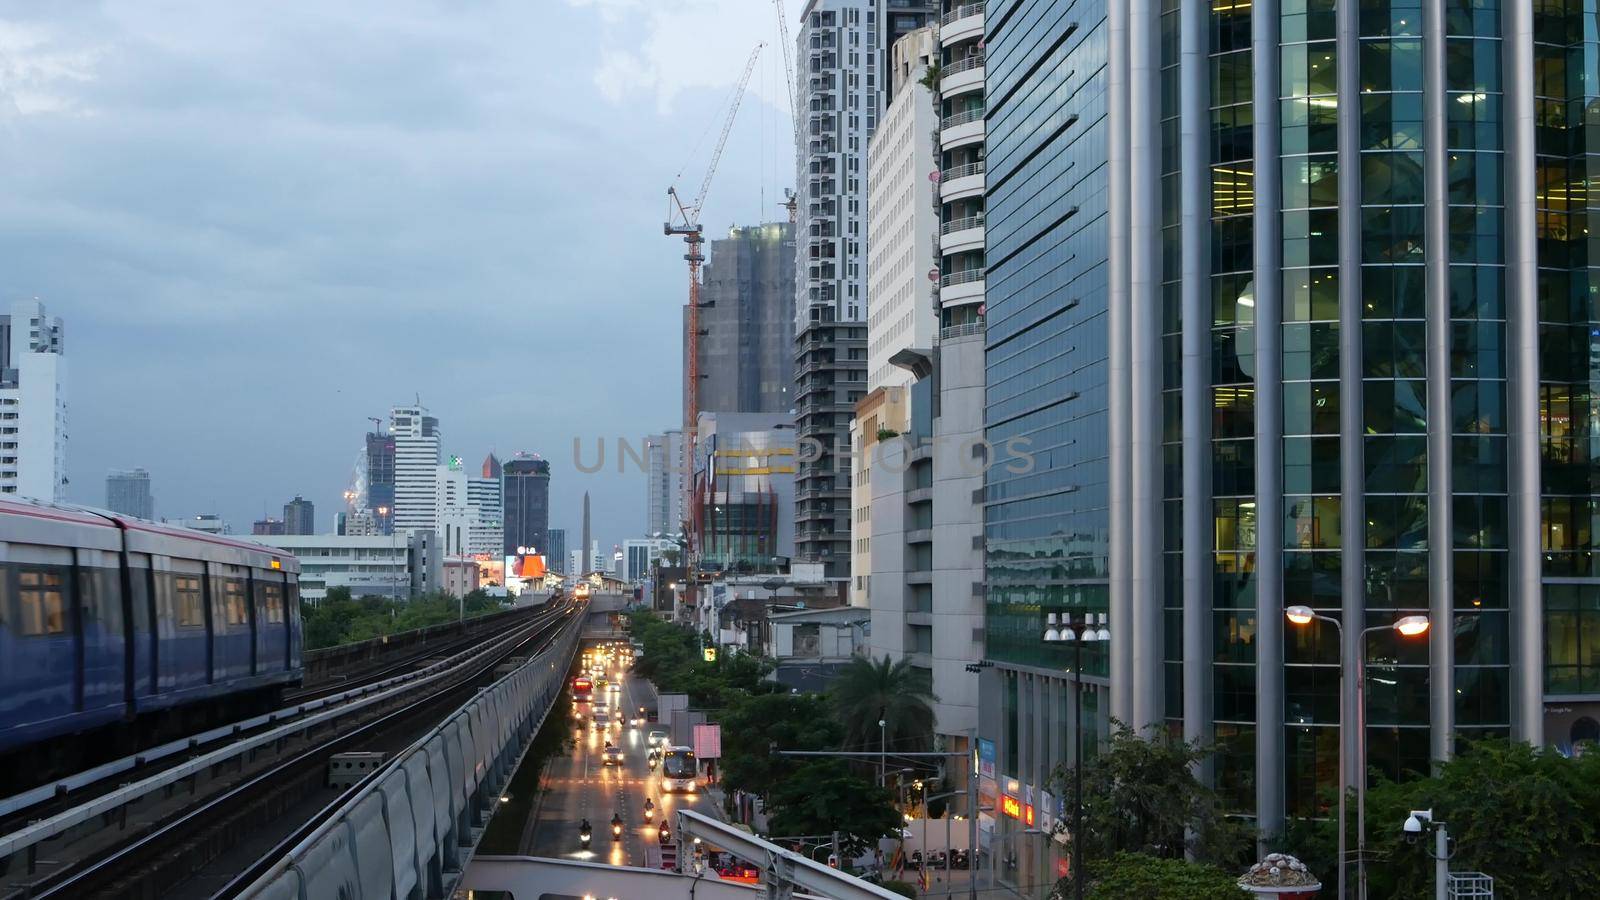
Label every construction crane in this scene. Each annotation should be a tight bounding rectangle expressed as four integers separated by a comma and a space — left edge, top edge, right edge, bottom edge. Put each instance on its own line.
773, 0, 801, 223
665, 42, 764, 555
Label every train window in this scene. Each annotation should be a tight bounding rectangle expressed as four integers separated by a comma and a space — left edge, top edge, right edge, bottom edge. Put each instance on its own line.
174, 575, 204, 627
256, 581, 285, 624
217, 578, 248, 627
18, 568, 67, 636
77, 567, 123, 635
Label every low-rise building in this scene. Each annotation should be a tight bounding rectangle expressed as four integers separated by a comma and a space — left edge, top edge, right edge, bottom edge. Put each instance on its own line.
256, 533, 413, 602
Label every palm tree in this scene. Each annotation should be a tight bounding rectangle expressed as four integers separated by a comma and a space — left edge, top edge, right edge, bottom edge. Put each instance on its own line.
829, 655, 937, 753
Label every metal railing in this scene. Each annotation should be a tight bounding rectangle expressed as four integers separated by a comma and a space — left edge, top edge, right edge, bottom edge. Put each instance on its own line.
942, 53, 985, 77
941, 2, 985, 26
940, 268, 986, 288
942, 214, 985, 235
942, 160, 986, 181
940, 321, 986, 341
941, 107, 985, 130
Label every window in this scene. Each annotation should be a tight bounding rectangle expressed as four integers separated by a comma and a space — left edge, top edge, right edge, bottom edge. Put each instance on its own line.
17, 568, 67, 635
175, 575, 205, 627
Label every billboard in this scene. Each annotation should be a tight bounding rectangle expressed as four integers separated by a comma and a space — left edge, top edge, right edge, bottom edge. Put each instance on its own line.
504, 554, 547, 580
693, 723, 723, 759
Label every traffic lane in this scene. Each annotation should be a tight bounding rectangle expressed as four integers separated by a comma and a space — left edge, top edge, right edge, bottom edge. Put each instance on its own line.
527, 700, 640, 865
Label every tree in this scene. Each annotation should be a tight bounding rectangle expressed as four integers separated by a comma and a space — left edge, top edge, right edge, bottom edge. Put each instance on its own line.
1072, 852, 1241, 900
1356, 741, 1600, 900
720, 693, 845, 800
1048, 720, 1248, 900
765, 759, 903, 857
829, 655, 936, 752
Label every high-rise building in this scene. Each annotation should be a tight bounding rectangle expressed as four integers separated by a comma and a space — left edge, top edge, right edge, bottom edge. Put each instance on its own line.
972, 5, 1588, 891
468, 453, 504, 557
580, 491, 592, 575
691, 223, 797, 416
793, 0, 877, 581
253, 517, 286, 536
877, 0, 937, 96
435, 457, 470, 556
389, 404, 440, 534
502, 453, 550, 557
0, 300, 66, 501
547, 528, 568, 574
283, 495, 315, 535
645, 431, 685, 537
105, 468, 154, 519
364, 429, 396, 534
866, 27, 938, 394
568, 549, 584, 580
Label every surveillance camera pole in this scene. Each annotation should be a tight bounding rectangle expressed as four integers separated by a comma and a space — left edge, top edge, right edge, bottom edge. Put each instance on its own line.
1406, 809, 1450, 900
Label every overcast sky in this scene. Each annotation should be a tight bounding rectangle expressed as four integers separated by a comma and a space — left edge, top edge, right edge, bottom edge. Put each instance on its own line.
0, 0, 800, 552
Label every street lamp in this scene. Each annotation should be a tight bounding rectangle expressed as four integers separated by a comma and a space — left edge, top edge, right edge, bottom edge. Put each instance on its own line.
879, 718, 889, 786
1042, 612, 1107, 900
1284, 605, 1430, 900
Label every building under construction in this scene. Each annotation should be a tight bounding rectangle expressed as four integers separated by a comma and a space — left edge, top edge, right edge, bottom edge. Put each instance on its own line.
683, 222, 796, 418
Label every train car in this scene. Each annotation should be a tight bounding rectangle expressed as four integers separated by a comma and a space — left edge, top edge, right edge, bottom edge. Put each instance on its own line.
0, 497, 302, 788
574, 582, 592, 601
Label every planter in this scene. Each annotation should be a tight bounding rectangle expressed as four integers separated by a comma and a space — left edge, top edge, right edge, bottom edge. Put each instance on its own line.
1238, 885, 1320, 899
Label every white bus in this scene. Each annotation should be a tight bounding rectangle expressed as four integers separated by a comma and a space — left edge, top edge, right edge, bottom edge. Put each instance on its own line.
660, 745, 699, 793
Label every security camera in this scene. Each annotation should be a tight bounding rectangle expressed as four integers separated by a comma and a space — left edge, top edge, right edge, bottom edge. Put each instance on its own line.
1402, 814, 1423, 843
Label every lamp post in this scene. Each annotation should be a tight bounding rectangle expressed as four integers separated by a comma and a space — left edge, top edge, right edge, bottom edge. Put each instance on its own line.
1285, 605, 1429, 900
880, 718, 888, 787
1042, 611, 1108, 900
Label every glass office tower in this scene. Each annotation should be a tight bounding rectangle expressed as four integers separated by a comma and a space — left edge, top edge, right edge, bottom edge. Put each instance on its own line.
979, 1, 1592, 881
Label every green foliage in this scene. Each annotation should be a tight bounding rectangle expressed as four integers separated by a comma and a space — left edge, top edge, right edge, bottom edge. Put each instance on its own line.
626, 609, 774, 708
1357, 741, 1600, 900
300, 588, 509, 650
1072, 852, 1241, 900
765, 759, 903, 857
828, 655, 936, 752
720, 692, 844, 800
880, 880, 918, 899
1049, 720, 1249, 900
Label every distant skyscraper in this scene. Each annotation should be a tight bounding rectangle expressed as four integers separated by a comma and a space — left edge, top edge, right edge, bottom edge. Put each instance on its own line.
468, 453, 504, 557
389, 404, 440, 533
253, 517, 286, 536
547, 528, 568, 574
365, 429, 396, 534
690, 223, 796, 416
105, 468, 154, 519
568, 549, 584, 580
580, 491, 592, 575
502, 453, 550, 556
0, 300, 66, 501
645, 431, 685, 537
283, 495, 315, 535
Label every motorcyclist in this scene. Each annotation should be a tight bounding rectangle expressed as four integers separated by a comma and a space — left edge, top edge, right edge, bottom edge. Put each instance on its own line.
579, 818, 593, 846
643, 797, 656, 821
611, 812, 625, 840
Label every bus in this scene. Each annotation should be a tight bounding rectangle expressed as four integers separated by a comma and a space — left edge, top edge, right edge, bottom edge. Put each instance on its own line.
572, 676, 593, 702
660, 745, 699, 793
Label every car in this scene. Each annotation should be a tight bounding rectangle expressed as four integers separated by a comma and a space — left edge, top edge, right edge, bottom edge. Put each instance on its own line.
603, 745, 625, 766
647, 730, 668, 747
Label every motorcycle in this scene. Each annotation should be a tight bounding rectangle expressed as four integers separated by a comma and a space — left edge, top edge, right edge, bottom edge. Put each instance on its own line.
612, 814, 625, 842
579, 823, 593, 849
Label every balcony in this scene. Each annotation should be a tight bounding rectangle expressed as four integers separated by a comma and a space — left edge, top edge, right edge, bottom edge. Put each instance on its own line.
939, 268, 986, 305
939, 320, 986, 342
941, 53, 985, 100
940, 3, 985, 47
940, 160, 986, 202
940, 213, 986, 255
940, 107, 985, 149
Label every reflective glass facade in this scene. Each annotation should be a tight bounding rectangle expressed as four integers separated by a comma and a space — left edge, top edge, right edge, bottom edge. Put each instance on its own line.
983, 0, 1111, 677
979, 0, 1594, 855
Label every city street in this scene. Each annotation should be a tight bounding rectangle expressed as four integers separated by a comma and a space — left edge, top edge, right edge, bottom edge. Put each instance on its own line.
521, 657, 719, 866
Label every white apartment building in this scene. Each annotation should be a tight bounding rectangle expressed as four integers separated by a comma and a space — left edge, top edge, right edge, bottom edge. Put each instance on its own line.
0, 301, 66, 501
435, 458, 470, 556
467, 461, 503, 557
644, 431, 684, 537
390, 404, 441, 533
256, 533, 413, 602
866, 26, 938, 393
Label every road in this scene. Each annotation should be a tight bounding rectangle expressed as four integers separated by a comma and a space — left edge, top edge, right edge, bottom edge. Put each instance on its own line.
522, 658, 719, 867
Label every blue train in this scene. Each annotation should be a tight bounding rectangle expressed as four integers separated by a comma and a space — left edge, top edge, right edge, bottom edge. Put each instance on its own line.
0, 497, 303, 790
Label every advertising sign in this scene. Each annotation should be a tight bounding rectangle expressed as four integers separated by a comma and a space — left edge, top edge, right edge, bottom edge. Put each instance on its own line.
1001, 795, 1022, 819
693, 723, 723, 759
977, 738, 997, 780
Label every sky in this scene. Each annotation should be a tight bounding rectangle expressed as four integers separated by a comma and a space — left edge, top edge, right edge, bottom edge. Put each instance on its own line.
0, 0, 801, 553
